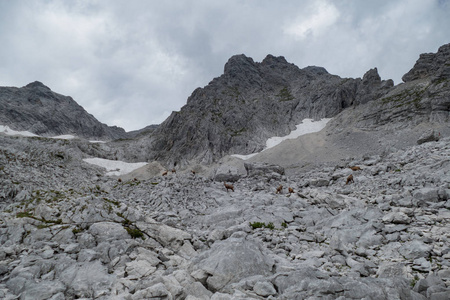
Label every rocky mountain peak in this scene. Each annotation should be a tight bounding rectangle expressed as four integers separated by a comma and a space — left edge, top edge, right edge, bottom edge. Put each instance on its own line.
261, 54, 289, 66
303, 66, 329, 75
143, 53, 396, 166
362, 68, 381, 83
223, 54, 257, 75
402, 42, 450, 82
0, 82, 127, 140
24, 81, 51, 90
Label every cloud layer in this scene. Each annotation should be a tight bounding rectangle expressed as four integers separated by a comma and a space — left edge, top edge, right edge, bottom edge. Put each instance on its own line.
1, 0, 449, 131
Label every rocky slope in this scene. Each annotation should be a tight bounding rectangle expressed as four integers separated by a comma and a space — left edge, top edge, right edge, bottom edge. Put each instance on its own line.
0, 81, 127, 140
136, 55, 393, 167
0, 131, 449, 299
0, 43, 449, 300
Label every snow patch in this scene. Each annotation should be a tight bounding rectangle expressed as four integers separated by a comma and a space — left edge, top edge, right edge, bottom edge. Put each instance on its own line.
0, 124, 107, 142
0, 125, 38, 137
83, 157, 148, 176
50, 134, 76, 140
232, 118, 331, 160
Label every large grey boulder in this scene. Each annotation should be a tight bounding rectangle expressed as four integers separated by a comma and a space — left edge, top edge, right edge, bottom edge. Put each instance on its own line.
193, 234, 274, 292
244, 162, 285, 177
214, 156, 247, 182
417, 130, 440, 144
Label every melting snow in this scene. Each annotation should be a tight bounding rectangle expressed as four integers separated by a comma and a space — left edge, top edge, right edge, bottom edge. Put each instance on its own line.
232, 118, 331, 160
50, 134, 76, 140
0, 125, 38, 137
1, 124, 105, 142
83, 157, 148, 176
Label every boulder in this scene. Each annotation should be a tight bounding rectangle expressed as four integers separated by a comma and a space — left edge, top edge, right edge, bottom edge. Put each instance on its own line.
244, 162, 285, 177
214, 156, 247, 182
417, 130, 440, 144
193, 235, 274, 292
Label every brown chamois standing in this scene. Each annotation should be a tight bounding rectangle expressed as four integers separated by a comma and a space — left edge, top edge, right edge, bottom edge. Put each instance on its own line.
171, 168, 176, 174
162, 170, 168, 176
118, 178, 122, 183
224, 182, 234, 192
349, 166, 362, 171
346, 174, 354, 185
191, 170, 196, 175
288, 187, 294, 194
276, 185, 283, 194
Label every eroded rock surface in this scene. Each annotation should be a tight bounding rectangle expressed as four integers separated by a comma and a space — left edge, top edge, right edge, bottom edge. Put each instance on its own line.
1, 133, 449, 299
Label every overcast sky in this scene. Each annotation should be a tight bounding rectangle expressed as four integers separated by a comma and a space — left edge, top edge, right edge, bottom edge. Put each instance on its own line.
1, 0, 449, 131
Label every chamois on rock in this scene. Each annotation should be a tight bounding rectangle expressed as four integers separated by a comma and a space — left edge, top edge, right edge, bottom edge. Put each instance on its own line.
288, 187, 294, 194
276, 185, 283, 194
349, 166, 362, 171
346, 174, 354, 185
224, 182, 234, 192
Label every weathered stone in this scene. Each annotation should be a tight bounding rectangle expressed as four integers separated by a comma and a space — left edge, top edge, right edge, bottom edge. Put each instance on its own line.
88, 222, 130, 242
253, 281, 277, 296
399, 240, 432, 259
382, 211, 411, 224
19, 280, 65, 300
244, 162, 285, 177
194, 236, 274, 292
417, 130, 440, 144
214, 157, 247, 182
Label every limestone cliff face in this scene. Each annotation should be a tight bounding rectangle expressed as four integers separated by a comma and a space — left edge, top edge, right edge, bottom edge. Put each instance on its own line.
328, 43, 450, 133
0, 81, 126, 140
145, 54, 393, 166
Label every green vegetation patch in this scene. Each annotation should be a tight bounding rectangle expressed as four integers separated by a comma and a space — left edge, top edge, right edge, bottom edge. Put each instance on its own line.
250, 221, 276, 230
277, 86, 295, 102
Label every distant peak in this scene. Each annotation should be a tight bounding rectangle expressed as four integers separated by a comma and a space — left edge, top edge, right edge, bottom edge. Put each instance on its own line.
362, 68, 381, 83
223, 54, 257, 74
303, 66, 329, 75
24, 81, 51, 90
261, 54, 288, 65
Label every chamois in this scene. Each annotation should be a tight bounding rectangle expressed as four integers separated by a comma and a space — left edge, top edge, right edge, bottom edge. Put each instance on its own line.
171, 168, 176, 174
162, 170, 168, 176
288, 187, 294, 194
191, 170, 196, 175
276, 185, 283, 194
349, 166, 362, 171
346, 174, 354, 185
224, 182, 234, 192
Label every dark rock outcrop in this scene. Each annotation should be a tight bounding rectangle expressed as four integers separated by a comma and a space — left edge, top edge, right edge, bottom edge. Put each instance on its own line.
0, 81, 126, 140
328, 43, 450, 133
402, 43, 450, 82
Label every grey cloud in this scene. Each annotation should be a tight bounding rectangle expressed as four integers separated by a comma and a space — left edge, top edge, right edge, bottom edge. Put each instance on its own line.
0, 0, 449, 131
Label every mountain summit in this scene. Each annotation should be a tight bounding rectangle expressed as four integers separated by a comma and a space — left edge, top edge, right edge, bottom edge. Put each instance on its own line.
142, 54, 393, 166
0, 81, 126, 140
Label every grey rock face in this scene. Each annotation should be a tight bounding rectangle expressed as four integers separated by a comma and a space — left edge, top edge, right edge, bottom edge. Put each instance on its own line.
141, 54, 393, 166
0, 81, 126, 140
402, 43, 450, 82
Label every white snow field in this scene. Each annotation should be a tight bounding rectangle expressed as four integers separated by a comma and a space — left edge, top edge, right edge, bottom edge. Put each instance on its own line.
0, 124, 104, 142
232, 118, 331, 160
0, 125, 39, 137
83, 157, 148, 176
